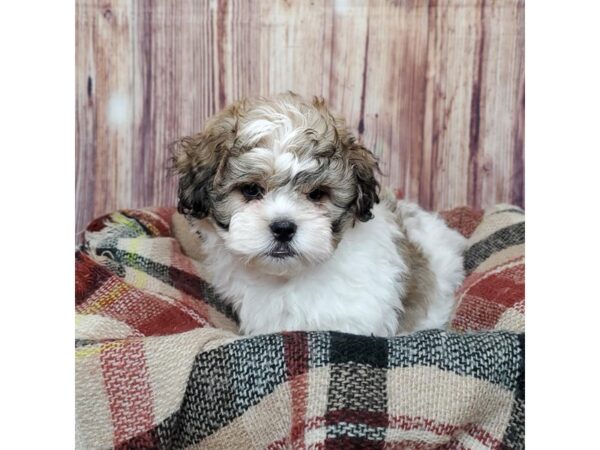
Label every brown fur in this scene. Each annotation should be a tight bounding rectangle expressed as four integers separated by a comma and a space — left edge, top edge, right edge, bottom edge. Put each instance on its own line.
169, 92, 380, 232
382, 193, 436, 332
397, 239, 437, 332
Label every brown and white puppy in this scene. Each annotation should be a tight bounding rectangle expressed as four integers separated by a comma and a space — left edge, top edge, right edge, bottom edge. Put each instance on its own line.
171, 92, 466, 336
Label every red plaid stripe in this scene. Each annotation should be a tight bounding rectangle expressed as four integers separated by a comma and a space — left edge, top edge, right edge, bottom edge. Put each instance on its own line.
453, 258, 524, 331
283, 332, 310, 449
76, 252, 206, 336
100, 341, 155, 445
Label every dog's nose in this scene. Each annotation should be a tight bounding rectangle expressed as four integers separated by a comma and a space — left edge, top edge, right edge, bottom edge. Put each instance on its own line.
270, 220, 297, 242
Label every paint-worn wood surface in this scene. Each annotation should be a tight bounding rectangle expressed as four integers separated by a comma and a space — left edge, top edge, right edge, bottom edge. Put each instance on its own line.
76, 0, 524, 233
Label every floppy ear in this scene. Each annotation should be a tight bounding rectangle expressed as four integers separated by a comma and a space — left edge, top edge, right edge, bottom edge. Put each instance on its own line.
347, 142, 380, 222
169, 111, 237, 218
314, 99, 381, 223
169, 134, 215, 219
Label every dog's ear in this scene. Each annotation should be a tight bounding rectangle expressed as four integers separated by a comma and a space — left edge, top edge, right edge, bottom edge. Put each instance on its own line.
169, 133, 217, 219
169, 109, 238, 219
313, 98, 380, 223
347, 141, 380, 222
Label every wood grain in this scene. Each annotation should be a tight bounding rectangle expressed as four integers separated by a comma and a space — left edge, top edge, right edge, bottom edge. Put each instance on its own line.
76, 0, 524, 233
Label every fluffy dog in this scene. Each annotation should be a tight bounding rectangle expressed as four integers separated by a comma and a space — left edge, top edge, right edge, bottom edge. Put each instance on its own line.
171, 92, 466, 337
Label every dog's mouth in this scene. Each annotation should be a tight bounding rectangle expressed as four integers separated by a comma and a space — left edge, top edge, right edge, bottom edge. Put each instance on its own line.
265, 243, 296, 259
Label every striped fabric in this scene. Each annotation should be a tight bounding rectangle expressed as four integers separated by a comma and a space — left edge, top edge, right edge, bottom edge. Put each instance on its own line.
75, 205, 525, 450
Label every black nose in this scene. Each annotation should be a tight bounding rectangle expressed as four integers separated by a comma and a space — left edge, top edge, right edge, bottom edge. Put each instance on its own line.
270, 220, 297, 242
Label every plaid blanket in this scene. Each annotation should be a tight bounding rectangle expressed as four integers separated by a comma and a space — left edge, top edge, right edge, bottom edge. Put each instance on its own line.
75, 204, 525, 450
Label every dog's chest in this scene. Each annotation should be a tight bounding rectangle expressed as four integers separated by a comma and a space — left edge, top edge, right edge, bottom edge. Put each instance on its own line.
208, 211, 407, 336
239, 260, 403, 336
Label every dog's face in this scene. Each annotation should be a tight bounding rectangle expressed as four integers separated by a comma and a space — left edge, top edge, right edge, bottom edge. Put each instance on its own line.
172, 93, 379, 276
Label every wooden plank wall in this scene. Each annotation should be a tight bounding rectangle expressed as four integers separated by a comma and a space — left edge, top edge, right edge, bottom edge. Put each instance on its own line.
76, 0, 524, 233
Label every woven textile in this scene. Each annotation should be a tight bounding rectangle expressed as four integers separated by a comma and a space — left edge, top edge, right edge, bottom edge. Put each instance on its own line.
75, 205, 525, 450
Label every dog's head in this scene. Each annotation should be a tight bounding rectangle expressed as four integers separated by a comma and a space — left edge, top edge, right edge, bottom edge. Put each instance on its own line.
171, 92, 380, 276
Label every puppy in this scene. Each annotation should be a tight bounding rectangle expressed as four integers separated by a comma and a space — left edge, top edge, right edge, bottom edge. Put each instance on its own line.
171, 92, 466, 337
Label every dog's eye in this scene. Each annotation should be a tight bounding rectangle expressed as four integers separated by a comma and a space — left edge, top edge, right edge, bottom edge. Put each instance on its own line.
240, 183, 263, 200
307, 188, 326, 202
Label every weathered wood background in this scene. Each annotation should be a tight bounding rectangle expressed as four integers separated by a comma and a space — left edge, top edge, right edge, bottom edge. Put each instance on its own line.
76, 0, 524, 233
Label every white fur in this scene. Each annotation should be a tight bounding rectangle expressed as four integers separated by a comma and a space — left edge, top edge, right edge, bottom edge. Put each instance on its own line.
223, 189, 334, 274
191, 200, 466, 337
